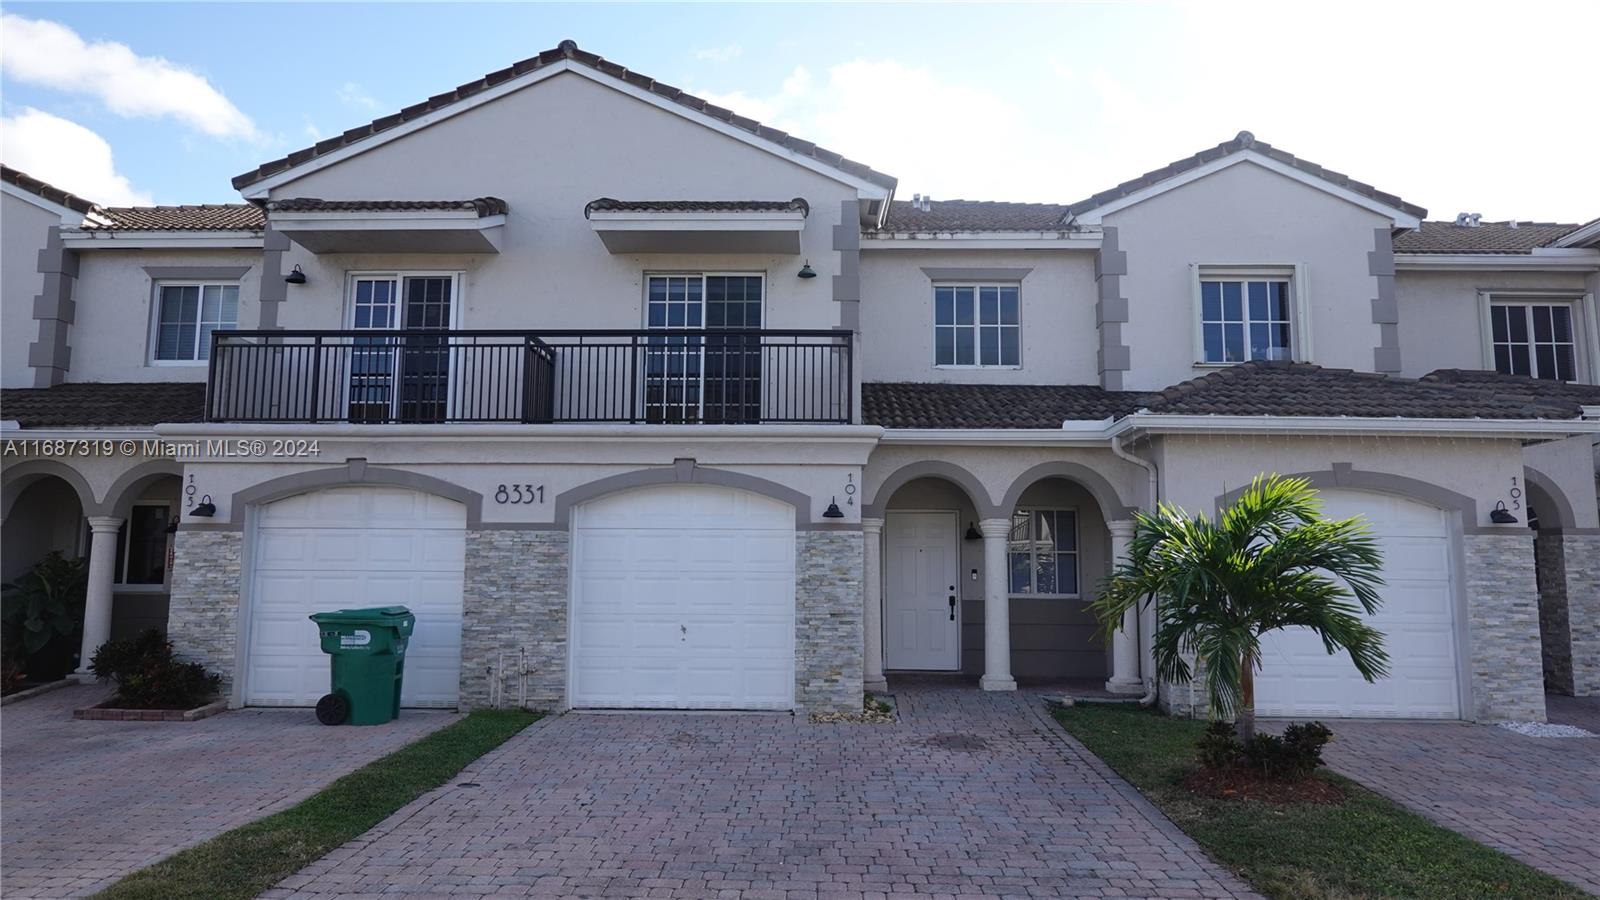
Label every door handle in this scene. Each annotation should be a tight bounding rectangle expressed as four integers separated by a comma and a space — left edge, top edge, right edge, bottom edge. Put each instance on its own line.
948, 594, 956, 621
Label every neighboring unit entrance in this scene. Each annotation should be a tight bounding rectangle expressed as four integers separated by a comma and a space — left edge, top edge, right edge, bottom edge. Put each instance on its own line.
245, 486, 466, 707
1254, 489, 1461, 718
884, 511, 960, 670
570, 483, 796, 709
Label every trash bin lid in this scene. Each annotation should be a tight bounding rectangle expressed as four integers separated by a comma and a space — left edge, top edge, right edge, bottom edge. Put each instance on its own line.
309, 605, 414, 626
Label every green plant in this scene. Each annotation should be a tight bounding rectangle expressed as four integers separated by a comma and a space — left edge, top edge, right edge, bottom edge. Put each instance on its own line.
1, 551, 89, 680
90, 629, 220, 709
1196, 720, 1243, 769
1092, 474, 1388, 740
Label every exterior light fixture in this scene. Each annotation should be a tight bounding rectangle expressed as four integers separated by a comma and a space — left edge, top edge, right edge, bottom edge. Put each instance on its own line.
1489, 501, 1518, 524
284, 265, 308, 285
965, 522, 983, 541
797, 261, 817, 279
822, 497, 845, 518
190, 496, 217, 518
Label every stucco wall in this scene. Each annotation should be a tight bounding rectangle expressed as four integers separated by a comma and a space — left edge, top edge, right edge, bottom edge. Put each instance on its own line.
1394, 269, 1593, 379
1106, 160, 1393, 391
2, 192, 57, 388
265, 71, 858, 335
1523, 436, 1600, 529
65, 249, 262, 383
858, 249, 1099, 384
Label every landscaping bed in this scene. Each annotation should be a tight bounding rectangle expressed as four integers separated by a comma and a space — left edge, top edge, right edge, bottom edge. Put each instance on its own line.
74, 699, 228, 722
1052, 702, 1584, 899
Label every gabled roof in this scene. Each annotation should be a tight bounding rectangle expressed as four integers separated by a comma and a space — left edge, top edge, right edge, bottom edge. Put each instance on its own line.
0, 383, 206, 428
584, 198, 809, 216
1551, 216, 1600, 249
87, 205, 266, 231
1393, 220, 1581, 254
1064, 131, 1427, 223
232, 40, 897, 195
878, 200, 1073, 233
1, 164, 97, 214
265, 197, 508, 216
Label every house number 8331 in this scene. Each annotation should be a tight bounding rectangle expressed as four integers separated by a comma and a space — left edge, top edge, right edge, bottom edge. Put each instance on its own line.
494, 484, 544, 504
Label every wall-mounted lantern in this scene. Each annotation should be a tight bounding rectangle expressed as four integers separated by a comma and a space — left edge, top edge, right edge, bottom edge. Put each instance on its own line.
1489, 500, 1518, 524
822, 497, 845, 518
797, 261, 817, 279
965, 522, 983, 541
190, 495, 217, 518
284, 265, 308, 285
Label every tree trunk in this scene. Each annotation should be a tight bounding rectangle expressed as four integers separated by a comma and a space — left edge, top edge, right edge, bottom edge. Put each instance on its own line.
1236, 651, 1257, 742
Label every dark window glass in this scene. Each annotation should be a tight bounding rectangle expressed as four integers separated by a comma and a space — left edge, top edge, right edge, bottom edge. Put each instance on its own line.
1491, 305, 1508, 342
1201, 281, 1221, 321
1506, 306, 1529, 342
1221, 281, 1242, 320
1533, 306, 1553, 342
1248, 281, 1268, 320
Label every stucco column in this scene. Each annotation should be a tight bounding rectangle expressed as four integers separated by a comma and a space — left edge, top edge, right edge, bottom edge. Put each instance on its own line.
75, 516, 123, 679
1106, 519, 1143, 694
979, 518, 1016, 691
861, 518, 887, 693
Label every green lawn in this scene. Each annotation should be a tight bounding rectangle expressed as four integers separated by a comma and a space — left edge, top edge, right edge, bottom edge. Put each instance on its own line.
1051, 703, 1584, 899
94, 709, 540, 900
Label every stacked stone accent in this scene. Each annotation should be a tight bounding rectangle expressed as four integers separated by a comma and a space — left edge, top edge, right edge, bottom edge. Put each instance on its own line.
1561, 533, 1600, 696
1533, 531, 1574, 694
1462, 532, 1547, 721
166, 530, 244, 696
795, 531, 864, 714
460, 530, 568, 710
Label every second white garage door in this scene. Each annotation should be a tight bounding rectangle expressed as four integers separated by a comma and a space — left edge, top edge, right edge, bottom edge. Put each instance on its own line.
571, 484, 796, 709
246, 486, 465, 708
1254, 489, 1461, 719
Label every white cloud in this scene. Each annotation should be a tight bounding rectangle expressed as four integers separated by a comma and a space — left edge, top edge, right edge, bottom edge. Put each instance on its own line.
695, 43, 743, 63
0, 14, 258, 140
0, 108, 152, 205
337, 81, 381, 111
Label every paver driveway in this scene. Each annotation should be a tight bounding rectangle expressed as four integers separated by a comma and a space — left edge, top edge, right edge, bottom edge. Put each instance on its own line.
1324, 717, 1600, 896
267, 684, 1252, 898
0, 684, 454, 898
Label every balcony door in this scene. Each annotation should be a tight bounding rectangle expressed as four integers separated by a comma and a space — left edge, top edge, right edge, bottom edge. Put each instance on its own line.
348, 273, 458, 423
644, 274, 763, 424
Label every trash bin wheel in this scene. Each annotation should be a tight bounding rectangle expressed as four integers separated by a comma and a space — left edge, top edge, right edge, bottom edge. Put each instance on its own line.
316, 692, 350, 726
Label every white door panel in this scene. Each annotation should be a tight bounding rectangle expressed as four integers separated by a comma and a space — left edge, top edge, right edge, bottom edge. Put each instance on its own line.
883, 512, 961, 671
571, 484, 796, 710
246, 486, 465, 708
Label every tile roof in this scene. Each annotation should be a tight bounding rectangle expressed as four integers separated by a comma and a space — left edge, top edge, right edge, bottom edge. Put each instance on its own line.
1, 164, 97, 213
584, 198, 810, 216
233, 40, 897, 193
265, 197, 508, 216
1063, 131, 1427, 220
88, 205, 266, 231
1, 383, 207, 428
1391, 220, 1581, 254
1144, 361, 1588, 420
1419, 368, 1600, 406
862, 382, 1151, 428
877, 200, 1074, 233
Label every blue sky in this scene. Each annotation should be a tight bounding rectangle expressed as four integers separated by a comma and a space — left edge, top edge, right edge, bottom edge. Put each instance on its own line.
3, 2, 1596, 220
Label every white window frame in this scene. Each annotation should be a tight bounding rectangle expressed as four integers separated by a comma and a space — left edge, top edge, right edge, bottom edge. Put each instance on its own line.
1007, 507, 1080, 599
1190, 264, 1311, 366
1477, 290, 1598, 384
639, 271, 768, 329
343, 270, 465, 331
108, 501, 175, 592
147, 280, 241, 367
932, 282, 1023, 369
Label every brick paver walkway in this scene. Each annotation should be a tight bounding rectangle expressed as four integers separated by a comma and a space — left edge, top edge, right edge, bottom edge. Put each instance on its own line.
1324, 718, 1600, 895
0, 684, 454, 898
266, 684, 1252, 898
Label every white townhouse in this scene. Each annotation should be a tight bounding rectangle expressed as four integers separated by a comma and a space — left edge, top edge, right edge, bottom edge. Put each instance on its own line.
3, 40, 1597, 721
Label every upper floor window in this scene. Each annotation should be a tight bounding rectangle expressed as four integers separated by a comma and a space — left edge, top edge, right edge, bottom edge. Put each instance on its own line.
1008, 508, 1078, 597
1489, 300, 1579, 381
152, 282, 238, 363
1199, 277, 1293, 364
934, 284, 1020, 367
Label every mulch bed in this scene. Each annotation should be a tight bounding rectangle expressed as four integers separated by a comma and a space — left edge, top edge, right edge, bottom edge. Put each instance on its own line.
1182, 765, 1347, 805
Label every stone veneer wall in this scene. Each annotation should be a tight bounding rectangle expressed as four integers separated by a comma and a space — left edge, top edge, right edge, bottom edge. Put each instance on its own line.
795, 530, 864, 714
460, 530, 568, 710
1562, 534, 1600, 696
1462, 532, 1547, 722
1533, 531, 1574, 694
166, 530, 244, 697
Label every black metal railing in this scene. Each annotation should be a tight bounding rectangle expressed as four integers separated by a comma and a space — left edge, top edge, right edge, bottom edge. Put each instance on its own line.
206, 329, 853, 425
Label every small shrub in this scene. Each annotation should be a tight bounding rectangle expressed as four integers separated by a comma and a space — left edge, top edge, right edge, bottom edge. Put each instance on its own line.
1, 551, 89, 681
90, 629, 220, 710
1241, 721, 1333, 780
1196, 720, 1243, 769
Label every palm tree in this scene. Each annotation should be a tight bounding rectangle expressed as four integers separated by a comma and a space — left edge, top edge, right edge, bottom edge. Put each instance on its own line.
1093, 474, 1389, 740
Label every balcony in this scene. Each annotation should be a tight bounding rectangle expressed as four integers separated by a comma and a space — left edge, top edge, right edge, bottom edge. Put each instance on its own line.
206, 329, 853, 425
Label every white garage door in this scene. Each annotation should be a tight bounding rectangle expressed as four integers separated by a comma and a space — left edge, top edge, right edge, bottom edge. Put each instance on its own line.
246, 486, 465, 707
571, 484, 795, 709
1255, 489, 1460, 719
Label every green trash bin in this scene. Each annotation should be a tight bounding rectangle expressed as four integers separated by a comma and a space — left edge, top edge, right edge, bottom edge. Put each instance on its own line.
308, 606, 415, 725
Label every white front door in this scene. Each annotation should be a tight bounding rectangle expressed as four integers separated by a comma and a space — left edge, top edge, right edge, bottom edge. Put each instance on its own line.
884, 511, 960, 670
1254, 489, 1461, 719
246, 486, 466, 707
570, 483, 796, 709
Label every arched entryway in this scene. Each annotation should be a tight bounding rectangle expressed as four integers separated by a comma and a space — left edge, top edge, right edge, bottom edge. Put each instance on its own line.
0, 470, 90, 682
1526, 470, 1579, 696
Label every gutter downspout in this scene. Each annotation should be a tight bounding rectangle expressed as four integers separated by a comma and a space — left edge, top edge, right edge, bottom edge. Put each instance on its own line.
1110, 421, 1161, 708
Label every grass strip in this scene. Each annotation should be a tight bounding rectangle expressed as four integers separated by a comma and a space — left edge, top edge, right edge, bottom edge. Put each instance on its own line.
94, 709, 539, 900
1052, 703, 1583, 899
